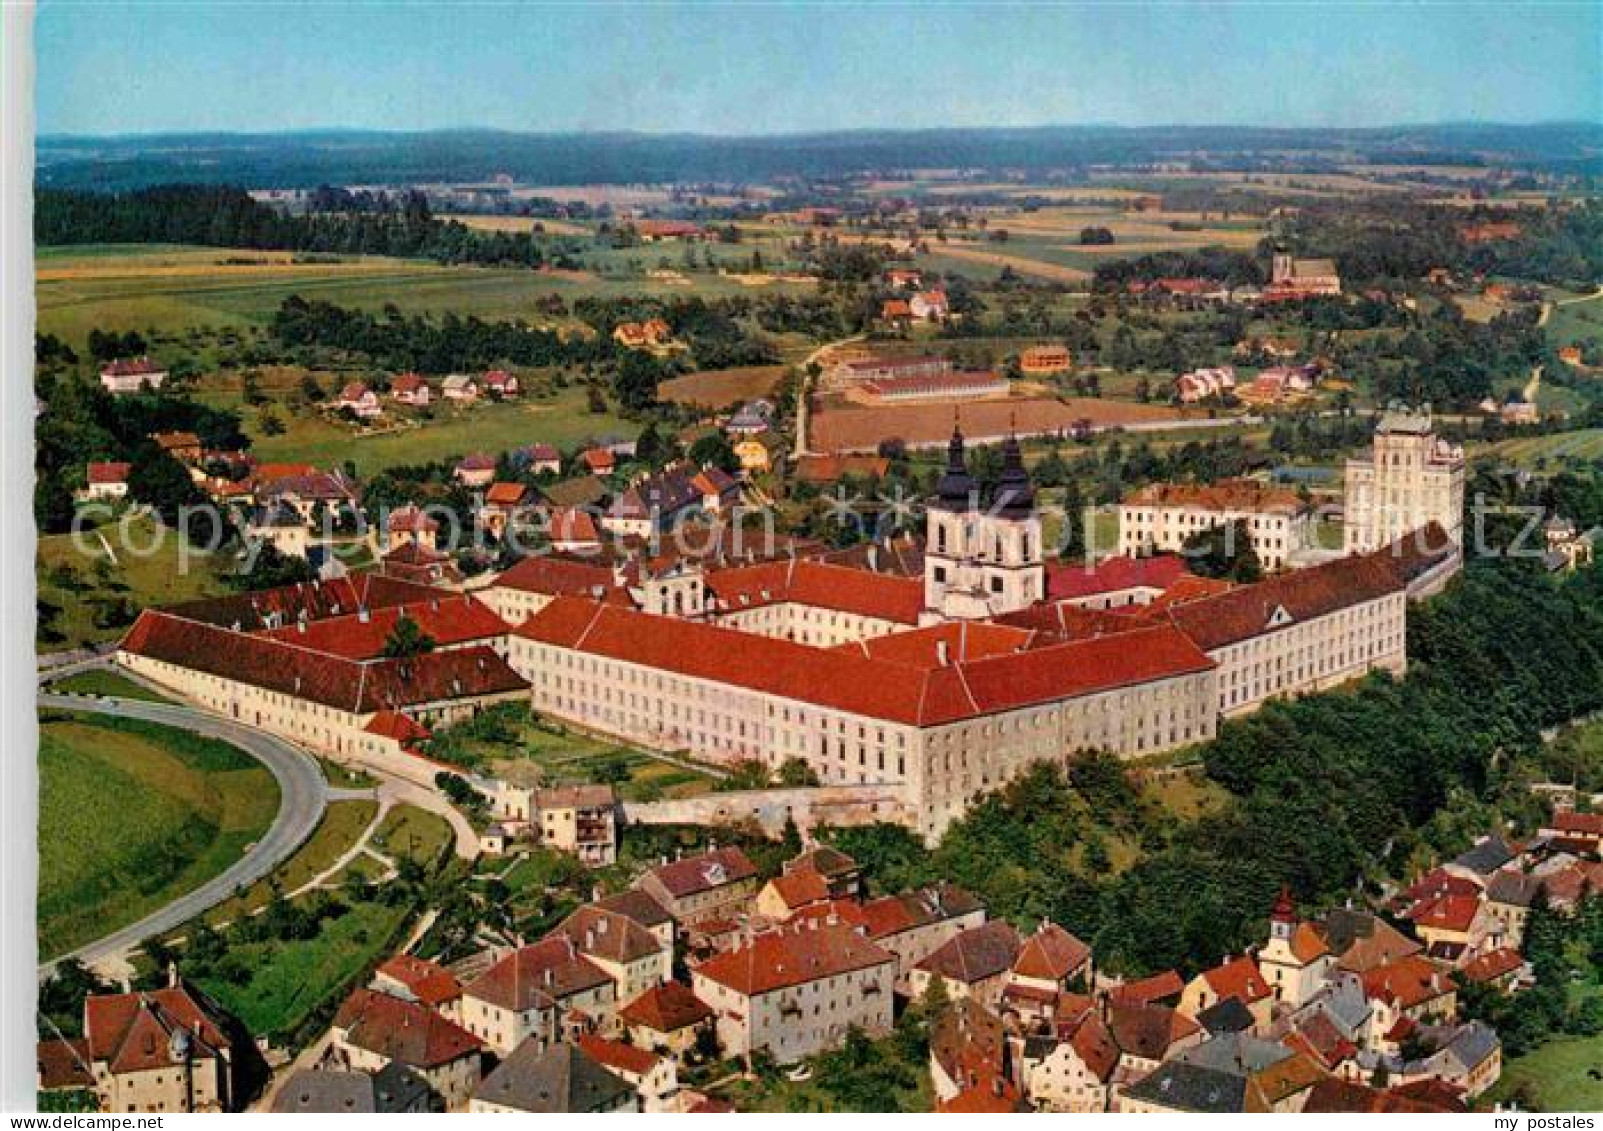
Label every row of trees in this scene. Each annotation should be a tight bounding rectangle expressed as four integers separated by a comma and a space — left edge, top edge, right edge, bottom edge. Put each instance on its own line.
35, 185, 552, 268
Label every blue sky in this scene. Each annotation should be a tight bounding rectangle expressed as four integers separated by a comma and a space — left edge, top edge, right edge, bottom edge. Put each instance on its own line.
35, 2, 1602, 136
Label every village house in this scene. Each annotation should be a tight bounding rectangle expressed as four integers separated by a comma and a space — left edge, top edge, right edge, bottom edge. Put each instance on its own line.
521, 443, 563, 476
470, 1040, 637, 1114
453, 453, 497, 489
551, 904, 672, 1005
690, 922, 896, 1063
1174, 366, 1237, 403
459, 936, 618, 1055
691, 466, 740, 513
151, 430, 203, 464
911, 289, 950, 322
391, 373, 431, 406
824, 353, 953, 392
40, 978, 238, 1113
733, 431, 784, 476
612, 318, 673, 350
330, 988, 483, 1111
575, 1033, 678, 1112
482, 369, 519, 398
909, 920, 1023, 1006
603, 467, 702, 537
1179, 955, 1275, 1032
580, 447, 617, 477
441, 374, 479, 401
79, 460, 131, 501
547, 506, 604, 554
372, 954, 464, 1022
1019, 1010, 1120, 1113
724, 399, 774, 437
477, 481, 534, 538
336, 382, 382, 419
636, 847, 760, 925
269, 1065, 436, 1113
1019, 344, 1072, 376
1361, 955, 1459, 1047
385, 504, 440, 552
850, 369, 1010, 406
618, 980, 715, 1057
100, 357, 168, 395
1264, 251, 1342, 300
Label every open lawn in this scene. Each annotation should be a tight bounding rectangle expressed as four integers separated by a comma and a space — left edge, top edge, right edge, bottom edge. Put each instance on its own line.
37, 511, 236, 653
1487, 1034, 1603, 1112
48, 668, 175, 704
1544, 286, 1603, 351
370, 804, 453, 866
203, 800, 379, 927
38, 712, 279, 959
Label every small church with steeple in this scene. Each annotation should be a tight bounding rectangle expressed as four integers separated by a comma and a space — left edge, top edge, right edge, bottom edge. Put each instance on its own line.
922, 422, 1045, 622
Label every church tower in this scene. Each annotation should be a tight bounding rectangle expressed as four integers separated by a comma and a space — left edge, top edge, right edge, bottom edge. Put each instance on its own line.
923, 424, 1044, 622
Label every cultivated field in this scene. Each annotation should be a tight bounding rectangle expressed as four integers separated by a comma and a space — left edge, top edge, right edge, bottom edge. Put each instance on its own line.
38, 712, 279, 958
1473, 428, 1603, 469
809, 394, 1188, 453
659, 364, 787, 409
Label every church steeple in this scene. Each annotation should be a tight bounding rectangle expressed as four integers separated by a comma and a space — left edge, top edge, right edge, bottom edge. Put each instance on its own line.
934, 419, 976, 511
992, 425, 1035, 518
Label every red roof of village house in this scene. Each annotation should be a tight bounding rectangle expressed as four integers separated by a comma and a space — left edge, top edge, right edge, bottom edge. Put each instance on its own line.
1107, 1001, 1201, 1061
1108, 969, 1186, 1007
515, 596, 1214, 728
580, 448, 616, 472
937, 1076, 1027, 1113
764, 867, 832, 912
484, 481, 529, 506
1457, 947, 1525, 985
575, 1033, 659, 1078
830, 620, 1038, 667
376, 954, 462, 1007
161, 574, 439, 632
338, 382, 372, 402
918, 921, 1023, 985
392, 373, 427, 393
694, 923, 894, 997
881, 299, 912, 319
260, 596, 508, 659
483, 369, 515, 388
1198, 954, 1272, 1004
87, 461, 131, 484
85, 985, 230, 1075
1406, 894, 1482, 934
457, 453, 497, 472
334, 988, 481, 1068
1551, 811, 1603, 837
1045, 554, 1190, 601
1361, 955, 1452, 1010
464, 937, 612, 1012
549, 507, 601, 545
36, 1038, 93, 1091
645, 847, 758, 898
619, 980, 715, 1033
388, 505, 439, 534
121, 611, 526, 713
100, 357, 164, 376
1012, 922, 1092, 983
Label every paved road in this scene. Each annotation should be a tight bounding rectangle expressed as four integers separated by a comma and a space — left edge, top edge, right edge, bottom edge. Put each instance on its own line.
37, 692, 329, 977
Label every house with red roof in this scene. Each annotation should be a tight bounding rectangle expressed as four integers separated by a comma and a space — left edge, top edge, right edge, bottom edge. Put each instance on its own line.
580, 446, 616, 476
79, 460, 132, 501
1179, 955, 1275, 1032
910, 920, 1024, 1007
336, 382, 382, 419
50, 977, 238, 1112
482, 369, 520, 398
1257, 888, 1334, 1010
391, 373, 431, 406
575, 1033, 677, 1112
636, 847, 759, 925
754, 868, 833, 920
1019, 1010, 1120, 1112
618, 980, 715, 1056
911, 289, 950, 322
1360, 955, 1458, 1048
331, 988, 483, 1111
690, 922, 895, 1062
373, 954, 464, 1020
549, 903, 670, 1003
453, 452, 497, 489
459, 936, 617, 1056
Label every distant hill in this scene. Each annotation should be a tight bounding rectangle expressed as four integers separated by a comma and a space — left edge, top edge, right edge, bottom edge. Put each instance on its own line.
34, 122, 1603, 191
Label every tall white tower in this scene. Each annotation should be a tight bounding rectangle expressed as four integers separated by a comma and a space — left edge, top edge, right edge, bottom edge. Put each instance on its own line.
923, 426, 1044, 622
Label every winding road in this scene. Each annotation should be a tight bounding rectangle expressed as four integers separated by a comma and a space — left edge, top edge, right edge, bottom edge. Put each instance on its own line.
37, 690, 329, 977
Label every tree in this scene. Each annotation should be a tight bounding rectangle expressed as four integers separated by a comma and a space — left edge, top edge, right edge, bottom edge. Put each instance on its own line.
778, 757, 820, 787
688, 431, 738, 474
382, 614, 437, 658
1182, 519, 1263, 582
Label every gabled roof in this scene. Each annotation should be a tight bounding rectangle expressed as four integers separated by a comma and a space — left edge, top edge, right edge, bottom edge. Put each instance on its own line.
643, 847, 758, 899
1011, 922, 1091, 983
1124, 1060, 1246, 1113
36, 1039, 93, 1091
1067, 1011, 1120, 1081
375, 954, 462, 1007
84, 984, 231, 1075
484, 481, 529, 506
1360, 955, 1453, 1010
917, 921, 1023, 985
333, 988, 481, 1069
1045, 554, 1189, 601
1406, 893, 1482, 934
258, 595, 509, 660
465, 938, 613, 1012
619, 980, 714, 1033
87, 461, 131, 484
474, 1040, 633, 1113
859, 884, 984, 939
1108, 969, 1185, 1007
1197, 995, 1255, 1035
595, 888, 673, 930
575, 1032, 659, 1078
1108, 1002, 1201, 1061
786, 845, 857, 881
1196, 955, 1271, 1004
1449, 836, 1516, 877
1457, 947, 1526, 986
693, 923, 893, 997
550, 906, 663, 965
763, 868, 831, 912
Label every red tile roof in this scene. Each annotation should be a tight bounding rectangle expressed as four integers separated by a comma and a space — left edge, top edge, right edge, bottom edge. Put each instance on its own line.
706, 558, 926, 625
334, 988, 481, 1068
259, 595, 508, 659
644, 847, 758, 898
121, 612, 526, 714
36, 1038, 93, 1091
160, 573, 441, 631
464, 937, 612, 1012
1406, 894, 1482, 934
1198, 955, 1272, 1004
549, 508, 601, 545
392, 374, 427, 394
1124, 478, 1305, 514
1361, 955, 1453, 1010
764, 868, 832, 912
917, 921, 1023, 985
516, 597, 1213, 727
619, 980, 714, 1033
101, 357, 165, 376
494, 554, 621, 599
1012, 922, 1092, 983
575, 1033, 658, 1077
1069, 1011, 1121, 1082
364, 710, 432, 745
1108, 969, 1185, 1007
694, 923, 893, 996
84, 985, 230, 1075
484, 481, 529, 506
1457, 947, 1525, 985
1107, 1001, 1200, 1061
376, 954, 462, 1008
87, 461, 131, 484
1045, 554, 1190, 601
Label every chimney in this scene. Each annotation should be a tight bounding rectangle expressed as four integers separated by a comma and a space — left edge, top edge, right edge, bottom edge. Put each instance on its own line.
935, 640, 949, 667
358, 606, 371, 623
867, 543, 879, 572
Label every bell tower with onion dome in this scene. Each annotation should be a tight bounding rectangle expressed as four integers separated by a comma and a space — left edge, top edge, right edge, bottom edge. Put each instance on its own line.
923, 422, 1044, 622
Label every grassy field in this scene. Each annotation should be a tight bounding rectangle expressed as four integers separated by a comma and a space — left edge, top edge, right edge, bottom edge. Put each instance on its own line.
195, 895, 411, 1043
37, 511, 236, 653
370, 804, 453, 866
47, 668, 175, 703
1472, 428, 1603, 470
202, 800, 379, 927
1488, 1034, 1603, 1112
1544, 286, 1603, 351
469, 716, 721, 802
38, 712, 279, 958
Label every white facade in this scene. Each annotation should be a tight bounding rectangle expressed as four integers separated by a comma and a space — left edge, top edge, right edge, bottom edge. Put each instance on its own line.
1344, 409, 1466, 554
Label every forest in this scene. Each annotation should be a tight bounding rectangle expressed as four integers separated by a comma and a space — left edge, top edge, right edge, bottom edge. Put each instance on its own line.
34, 184, 549, 267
